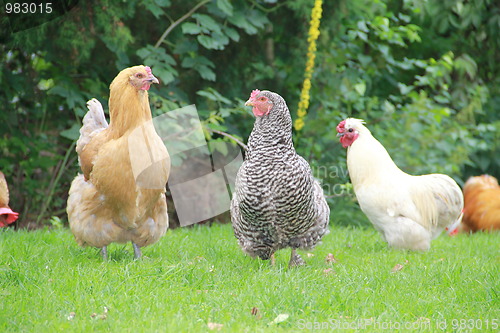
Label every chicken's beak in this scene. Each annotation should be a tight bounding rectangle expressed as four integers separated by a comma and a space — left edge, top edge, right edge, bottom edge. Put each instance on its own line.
337, 132, 345, 138
245, 99, 254, 106
148, 75, 159, 84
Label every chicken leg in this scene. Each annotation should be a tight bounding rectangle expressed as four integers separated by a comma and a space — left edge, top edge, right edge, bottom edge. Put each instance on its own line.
132, 242, 142, 259
289, 248, 305, 268
101, 246, 108, 261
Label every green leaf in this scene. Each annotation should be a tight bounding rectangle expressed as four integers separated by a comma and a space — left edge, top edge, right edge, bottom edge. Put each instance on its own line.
181, 22, 203, 35
152, 67, 177, 85
173, 40, 198, 54
197, 35, 221, 50
454, 54, 477, 78
397, 83, 413, 95
228, 12, 258, 35
354, 81, 366, 96
155, 0, 170, 6
136, 45, 178, 84
181, 55, 215, 68
197, 88, 231, 104
192, 14, 221, 33
181, 56, 216, 81
60, 123, 81, 141
197, 66, 216, 81
357, 20, 369, 32
48, 86, 70, 98
211, 32, 229, 48
216, 0, 233, 16
136, 47, 152, 59
141, 0, 170, 18
223, 26, 239, 42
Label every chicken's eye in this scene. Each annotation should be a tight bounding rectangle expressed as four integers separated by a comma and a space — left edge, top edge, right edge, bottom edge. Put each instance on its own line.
348, 128, 354, 132
259, 97, 266, 102
136, 73, 144, 78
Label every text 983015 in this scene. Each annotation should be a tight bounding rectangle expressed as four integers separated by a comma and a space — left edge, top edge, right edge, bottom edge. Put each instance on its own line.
1, 0, 79, 41
5, 2, 52, 14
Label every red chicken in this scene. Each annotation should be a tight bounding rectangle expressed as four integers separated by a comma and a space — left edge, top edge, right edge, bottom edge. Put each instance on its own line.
461, 175, 500, 232
0, 171, 19, 227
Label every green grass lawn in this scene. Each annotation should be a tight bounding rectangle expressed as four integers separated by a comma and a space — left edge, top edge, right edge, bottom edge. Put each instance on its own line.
0, 223, 498, 332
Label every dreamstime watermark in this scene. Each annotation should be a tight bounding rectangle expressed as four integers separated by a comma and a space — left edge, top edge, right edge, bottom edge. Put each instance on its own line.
129, 105, 242, 227
297, 318, 499, 331
298, 318, 431, 330
312, 165, 352, 197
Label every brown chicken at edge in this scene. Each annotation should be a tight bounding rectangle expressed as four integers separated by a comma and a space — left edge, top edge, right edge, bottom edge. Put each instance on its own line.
67, 65, 170, 260
461, 175, 500, 232
0, 171, 19, 227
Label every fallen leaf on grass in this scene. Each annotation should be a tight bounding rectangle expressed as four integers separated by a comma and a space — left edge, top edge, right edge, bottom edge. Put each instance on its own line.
323, 268, 335, 276
307, 253, 315, 258
391, 264, 404, 273
188, 256, 206, 265
417, 317, 430, 323
196, 290, 209, 294
207, 322, 223, 330
251, 307, 262, 320
268, 313, 289, 325
67, 312, 75, 320
325, 253, 337, 264
90, 306, 109, 320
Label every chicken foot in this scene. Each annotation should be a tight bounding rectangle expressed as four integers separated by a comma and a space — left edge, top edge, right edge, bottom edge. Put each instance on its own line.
288, 248, 305, 268
132, 242, 142, 260
101, 246, 108, 261
270, 253, 276, 266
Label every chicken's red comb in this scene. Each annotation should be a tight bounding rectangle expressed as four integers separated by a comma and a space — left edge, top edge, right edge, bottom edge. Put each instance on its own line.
145, 66, 152, 75
336, 120, 346, 133
250, 89, 261, 100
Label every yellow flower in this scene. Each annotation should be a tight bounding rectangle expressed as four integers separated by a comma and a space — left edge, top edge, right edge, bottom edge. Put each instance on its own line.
294, 118, 305, 131
295, 0, 322, 131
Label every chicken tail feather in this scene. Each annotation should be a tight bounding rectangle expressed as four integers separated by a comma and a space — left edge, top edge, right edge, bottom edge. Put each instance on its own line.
76, 99, 109, 155
446, 210, 463, 236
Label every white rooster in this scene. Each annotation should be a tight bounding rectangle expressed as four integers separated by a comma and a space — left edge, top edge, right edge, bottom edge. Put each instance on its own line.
337, 118, 463, 251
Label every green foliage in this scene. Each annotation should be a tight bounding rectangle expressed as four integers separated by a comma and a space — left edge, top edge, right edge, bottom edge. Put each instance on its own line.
0, 224, 498, 331
1, 0, 499, 226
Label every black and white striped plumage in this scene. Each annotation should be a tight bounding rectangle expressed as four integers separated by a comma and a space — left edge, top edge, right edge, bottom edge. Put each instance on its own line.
230, 90, 330, 267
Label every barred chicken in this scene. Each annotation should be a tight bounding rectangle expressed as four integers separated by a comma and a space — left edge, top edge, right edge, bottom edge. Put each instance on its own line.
67, 65, 170, 260
337, 118, 463, 251
231, 90, 330, 267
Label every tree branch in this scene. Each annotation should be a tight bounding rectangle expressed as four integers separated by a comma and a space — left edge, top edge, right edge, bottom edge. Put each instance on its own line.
154, 0, 211, 48
205, 127, 247, 151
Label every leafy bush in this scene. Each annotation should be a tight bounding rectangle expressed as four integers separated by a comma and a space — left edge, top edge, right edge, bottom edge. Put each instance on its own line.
1, 0, 498, 227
